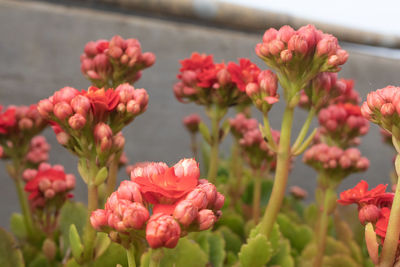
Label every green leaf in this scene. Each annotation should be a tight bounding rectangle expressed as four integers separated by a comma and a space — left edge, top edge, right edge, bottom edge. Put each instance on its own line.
199, 122, 211, 145
225, 251, 238, 267
269, 223, 281, 255
220, 119, 231, 142
77, 158, 89, 184
208, 233, 226, 267
277, 214, 313, 253
93, 242, 128, 267
242, 179, 273, 207
69, 224, 83, 261
10, 213, 27, 240
28, 254, 50, 267
0, 227, 24, 267
269, 239, 294, 267
60, 201, 87, 254
304, 204, 318, 227
323, 254, 358, 267
94, 232, 111, 259
324, 237, 349, 256
239, 233, 272, 267
218, 226, 242, 254
160, 238, 208, 267
94, 167, 108, 186
65, 258, 80, 267
215, 211, 245, 238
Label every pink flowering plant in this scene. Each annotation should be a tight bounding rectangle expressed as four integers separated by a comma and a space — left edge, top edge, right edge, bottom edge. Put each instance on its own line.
2, 25, 400, 267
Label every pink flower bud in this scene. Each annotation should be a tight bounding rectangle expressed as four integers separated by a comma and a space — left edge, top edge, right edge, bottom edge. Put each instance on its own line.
197, 209, 216, 230
246, 83, 259, 97
173, 200, 198, 227
37, 99, 54, 118
141, 52, 156, 67
358, 205, 381, 225
93, 54, 111, 74
290, 186, 308, 199
53, 102, 73, 120
381, 103, 395, 116
112, 133, 125, 150
288, 35, 308, 54
316, 36, 338, 56
56, 132, 70, 146
53, 180, 67, 193
173, 158, 200, 178
213, 192, 225, 210
44, 189, 55, 199
146, 214, 181, 249
90, 209, 108, 230
122, 202, 149, 229
277, 25, 295, 43
23, 169, 37, 181
84, 41, 98, 57
126, 100, 140, 114
110, 35, 125, 48
268, 40, 284, 55
262, 28, 278, 43
70, 95, 91, 115
117, 181, 143, 203
19, 118, 33, 130
66, 174, 76, 189
183, 114, 201, 133
217, 68, 231, 86
197, 183, 217, 206
38, 179, 51, 192
108, 46, 123, 59
185, 188, 208, 209
68, 114, 86, 130
94, 123, 112, 142
53, 87, 80, 104
280, 49, 292, 62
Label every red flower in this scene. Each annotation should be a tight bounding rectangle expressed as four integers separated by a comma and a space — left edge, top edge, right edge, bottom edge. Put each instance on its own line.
0, 106, 16, 134
227, 58, 260, 92
131, 159, 200, 214
82, 86, 120, 118
338, 180, 387, 206
375, 207, 390, 240
196, 63, 225, 88
179, 52, 214, 74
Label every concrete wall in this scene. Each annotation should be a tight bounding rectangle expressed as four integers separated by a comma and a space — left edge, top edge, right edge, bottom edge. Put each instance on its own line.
0, 0, 399, 227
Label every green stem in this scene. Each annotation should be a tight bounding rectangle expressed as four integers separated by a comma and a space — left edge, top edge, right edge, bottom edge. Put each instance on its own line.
127, 245, 137, 267
190, 133, 198, 160
230, 140, 243, 208
263, 114, 278, 151
379, 153, 400, 267
292, 107, 316, 152
207, 107, 222, 183
259, 107, 294, 236
149, 249, 163, 267
106, 152, 121, 198
13, 176, 35, 240
252, 168, 262, 224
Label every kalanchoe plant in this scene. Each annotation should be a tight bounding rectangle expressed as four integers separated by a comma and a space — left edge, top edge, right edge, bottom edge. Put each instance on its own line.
91, 159, 224, 266
81, 35, 156, 88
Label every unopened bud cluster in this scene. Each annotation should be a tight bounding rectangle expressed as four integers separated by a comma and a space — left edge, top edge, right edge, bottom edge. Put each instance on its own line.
174, 53, 259, 107
183, 114, 202, 134
256, 25, 348, 102
361, 86, 400, 137
23, 163, 75, 209
81, 35, 155, 88
318, 103, 369, 147
38, 84, 148, 159
25, 136, 50, 165
245, 70, 279, 114
304, 144, 369, 178
91, 159, 224, 249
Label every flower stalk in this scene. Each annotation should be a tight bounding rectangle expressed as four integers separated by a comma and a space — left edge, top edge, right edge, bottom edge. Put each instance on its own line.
127, 244, 137, 267
252, 168, 262, 224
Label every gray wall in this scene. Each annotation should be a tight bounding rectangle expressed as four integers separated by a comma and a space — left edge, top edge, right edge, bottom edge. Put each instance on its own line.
0, 0, 399, 227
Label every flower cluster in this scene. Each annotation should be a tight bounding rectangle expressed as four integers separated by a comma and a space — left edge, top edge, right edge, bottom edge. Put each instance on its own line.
25, 136, 50, 166
338, 181, 394, 236
361, 86, 400, 136
182, 114, 201, 134
255, 25, 348, 102
303, 144, 369, 178
229, 113, 279, 169
23, 163, 76, 209
38, 84, 148, 159
174, 53, 259, 107
318, 103, 369, 147
245, 70, 279, 113
90, 159, 224, 249
80, 35, 155, 88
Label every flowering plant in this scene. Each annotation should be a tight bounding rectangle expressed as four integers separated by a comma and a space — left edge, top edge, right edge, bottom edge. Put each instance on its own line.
2, 26, 400, 267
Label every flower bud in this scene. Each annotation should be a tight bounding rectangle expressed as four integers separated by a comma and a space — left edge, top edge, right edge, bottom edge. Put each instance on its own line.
380, 103, 395, 116
358, 205, 381, 225
277, 25, 295, 43
53, 87, 80, 104
56, 132, 70, 146
66, 174, 76, 189
173, 200, 198, 227
44, 189, 55, 199
53, 180, 67, 193
213, 192, 225, 210
173, 158, 200, 178
197, 209, 216, 230
183, 114, 201, 134
146, 214, 181, 249
112, 133, 125, 150
68, 114, 86, 130
90, 209, 108, 230
288, 35, 308, 54
117, 181, 143, 204
122, 202, 149, 229
22, 169, 37, 181
268, 40, 284, 55
54, 102, 73, 120
262, 28, 278, 43
38, 179, 51, 192
94, 123, 113, 142
37, 99, 54, 118
290, 186, 308, 199
185, 188, 207, 209
141, 52, 156, 67
280, 49, 292, 62
197, 183, 217, 206
42, 238, 57, 261
70, 95, 91, 115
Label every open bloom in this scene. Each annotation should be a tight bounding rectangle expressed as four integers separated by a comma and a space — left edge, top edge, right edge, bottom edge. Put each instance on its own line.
338, 180, 388, 206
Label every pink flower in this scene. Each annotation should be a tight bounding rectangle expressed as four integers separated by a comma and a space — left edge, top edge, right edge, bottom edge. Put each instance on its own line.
146, 213, 181, 249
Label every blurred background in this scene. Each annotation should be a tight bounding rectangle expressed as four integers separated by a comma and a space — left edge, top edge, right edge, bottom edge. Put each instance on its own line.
0, 0, 399, 227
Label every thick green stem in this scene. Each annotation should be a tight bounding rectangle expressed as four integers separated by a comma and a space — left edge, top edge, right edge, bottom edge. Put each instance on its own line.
207, 107, 221, 183
379, 153, 400, 267
127, 245, 137, 267
259, 107, 294, 236
149, 249, 163, 267
252, 168, 262, 224
106, 152, 121, 198
13, 176, 35, 240
313, 186, 331, 267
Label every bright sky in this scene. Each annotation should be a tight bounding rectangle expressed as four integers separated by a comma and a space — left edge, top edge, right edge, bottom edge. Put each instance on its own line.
220, 0, 400, 37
